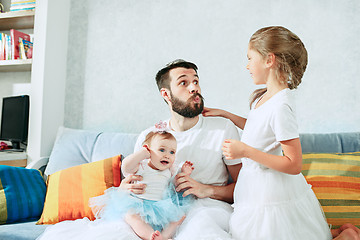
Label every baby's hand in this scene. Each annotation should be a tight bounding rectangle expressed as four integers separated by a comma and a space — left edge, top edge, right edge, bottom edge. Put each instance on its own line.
181, 161, 194, 175
142, 145, 151, 159
202, 107, 225, 117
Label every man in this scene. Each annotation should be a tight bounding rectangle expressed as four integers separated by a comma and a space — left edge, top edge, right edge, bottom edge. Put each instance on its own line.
123, 59, 242, 239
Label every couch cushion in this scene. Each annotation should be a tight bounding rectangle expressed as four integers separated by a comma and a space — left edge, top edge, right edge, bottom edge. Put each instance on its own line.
91, 132, 139, 162
0, 166, 46, 224
302, 152, 360, 229
38, 155, 121, 225
45, 127, 101, 175
300, 132, 360, 153
0, 220, 48, 240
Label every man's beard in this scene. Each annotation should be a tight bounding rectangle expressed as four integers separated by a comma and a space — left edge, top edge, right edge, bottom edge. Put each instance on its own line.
170, 92, 204, 118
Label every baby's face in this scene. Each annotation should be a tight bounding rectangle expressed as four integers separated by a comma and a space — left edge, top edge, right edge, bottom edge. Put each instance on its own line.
148, 135, 177, 171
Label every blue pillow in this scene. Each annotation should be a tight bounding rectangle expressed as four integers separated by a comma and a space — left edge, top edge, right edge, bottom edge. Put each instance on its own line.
0, 165, 46, 224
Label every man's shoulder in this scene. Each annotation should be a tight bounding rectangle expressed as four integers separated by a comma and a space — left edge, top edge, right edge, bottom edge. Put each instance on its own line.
201, 116, 235, 129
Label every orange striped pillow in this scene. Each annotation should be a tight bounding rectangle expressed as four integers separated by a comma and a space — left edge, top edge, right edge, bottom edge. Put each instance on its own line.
37, 155, 121, 225
302, 152, 360, 229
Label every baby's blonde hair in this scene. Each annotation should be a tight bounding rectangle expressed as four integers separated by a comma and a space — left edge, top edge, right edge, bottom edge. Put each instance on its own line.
143, 131, 176, 147
249, 26, 308, 107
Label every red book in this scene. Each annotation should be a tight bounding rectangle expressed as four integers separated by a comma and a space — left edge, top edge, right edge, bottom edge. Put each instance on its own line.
10, 29, 31, 60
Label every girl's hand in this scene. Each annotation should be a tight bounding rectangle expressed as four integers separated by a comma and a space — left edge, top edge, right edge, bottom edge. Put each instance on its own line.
202, 107, 226, 117
222, 139, 247, 160
119, 174, 146, 195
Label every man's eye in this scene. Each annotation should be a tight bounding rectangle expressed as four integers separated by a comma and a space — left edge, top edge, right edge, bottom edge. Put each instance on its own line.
180, 81, 186, 86
194, 80, 198, 85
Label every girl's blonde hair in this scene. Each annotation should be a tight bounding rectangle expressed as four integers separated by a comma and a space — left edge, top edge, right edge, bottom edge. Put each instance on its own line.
249, 26, 308, 108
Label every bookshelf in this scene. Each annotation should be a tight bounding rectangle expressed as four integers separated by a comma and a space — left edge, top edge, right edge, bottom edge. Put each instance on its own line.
0, 10, 34, 72
0, 10, 35, 30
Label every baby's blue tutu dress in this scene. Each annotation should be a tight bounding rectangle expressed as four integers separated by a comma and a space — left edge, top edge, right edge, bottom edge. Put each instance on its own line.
90, 181, 193, 232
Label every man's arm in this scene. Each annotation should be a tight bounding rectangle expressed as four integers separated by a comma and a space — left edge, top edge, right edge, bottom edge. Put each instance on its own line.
175, 163, 242, 203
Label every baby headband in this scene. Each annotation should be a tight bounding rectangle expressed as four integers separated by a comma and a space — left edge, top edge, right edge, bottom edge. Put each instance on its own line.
154, 120, 170, 133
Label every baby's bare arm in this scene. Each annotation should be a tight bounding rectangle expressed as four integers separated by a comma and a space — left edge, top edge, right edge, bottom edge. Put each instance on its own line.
122, 146, 150, 175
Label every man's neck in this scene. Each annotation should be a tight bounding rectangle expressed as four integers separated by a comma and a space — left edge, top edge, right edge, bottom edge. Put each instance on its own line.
169, 112, 199, 132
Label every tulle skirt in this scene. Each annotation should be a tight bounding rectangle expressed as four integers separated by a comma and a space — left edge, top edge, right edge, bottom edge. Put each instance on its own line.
89, 184, 193, 232
229, 163, 332, 240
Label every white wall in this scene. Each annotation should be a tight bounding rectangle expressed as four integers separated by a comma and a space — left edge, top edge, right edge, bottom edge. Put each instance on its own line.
64, 0, 360, 134
26, 0, 70, 164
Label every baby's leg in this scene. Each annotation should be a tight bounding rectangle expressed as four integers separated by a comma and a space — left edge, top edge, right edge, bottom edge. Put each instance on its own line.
161, 216, 186, 239
181, 161, 194, 175
125, 213, 155, 240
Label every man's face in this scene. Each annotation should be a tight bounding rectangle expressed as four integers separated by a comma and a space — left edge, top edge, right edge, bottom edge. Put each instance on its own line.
167, 67, 204, 118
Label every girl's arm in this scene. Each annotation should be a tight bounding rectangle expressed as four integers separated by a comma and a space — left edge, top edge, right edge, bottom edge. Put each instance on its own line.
222, 138, 302, 175
202, 107, 247, 130
121, 146, 150, 175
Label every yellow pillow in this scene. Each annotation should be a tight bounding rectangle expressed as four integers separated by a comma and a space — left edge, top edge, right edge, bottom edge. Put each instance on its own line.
37, 155, 122, 224
302, 152, 360, 229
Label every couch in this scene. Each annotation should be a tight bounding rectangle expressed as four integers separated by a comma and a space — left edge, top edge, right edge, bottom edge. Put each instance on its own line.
1, 127, 359, 240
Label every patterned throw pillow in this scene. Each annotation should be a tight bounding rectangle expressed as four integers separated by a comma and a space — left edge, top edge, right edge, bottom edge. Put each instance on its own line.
37, 155, 122, 224
302, 152, 360, 229
0, 166, 46, 224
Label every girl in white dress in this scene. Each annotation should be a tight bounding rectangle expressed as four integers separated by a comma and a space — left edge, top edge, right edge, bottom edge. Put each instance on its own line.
90, 122, 194, 240
203, 26, 333, 240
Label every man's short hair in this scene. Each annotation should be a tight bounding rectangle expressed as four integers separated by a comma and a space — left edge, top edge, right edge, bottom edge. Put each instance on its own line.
155, 59, 198, 91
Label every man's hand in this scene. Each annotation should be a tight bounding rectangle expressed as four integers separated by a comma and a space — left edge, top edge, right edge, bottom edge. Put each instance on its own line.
119, 174, 146, 195
174, 172, 213, 198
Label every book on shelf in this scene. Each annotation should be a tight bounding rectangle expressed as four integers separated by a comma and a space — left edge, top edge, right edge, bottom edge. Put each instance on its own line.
5, 34, 11, 60
0, 30, 33, 61
10, 0, 36, 12
0, 33, 4, 60
21, 38, 33, 59
10, 29, 31, 60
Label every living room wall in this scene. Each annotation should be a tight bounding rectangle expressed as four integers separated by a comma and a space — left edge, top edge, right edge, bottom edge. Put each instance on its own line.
64, 0, 360, 134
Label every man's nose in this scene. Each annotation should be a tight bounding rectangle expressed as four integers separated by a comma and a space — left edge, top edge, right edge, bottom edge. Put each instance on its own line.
189, 84, 199, 94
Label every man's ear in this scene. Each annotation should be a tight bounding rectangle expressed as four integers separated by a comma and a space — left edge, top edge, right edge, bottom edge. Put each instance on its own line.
160, 88, 171, 104
266, 53, 276, 68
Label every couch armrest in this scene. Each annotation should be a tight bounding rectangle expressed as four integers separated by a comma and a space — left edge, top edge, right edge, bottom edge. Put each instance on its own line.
26, 157, 49, 175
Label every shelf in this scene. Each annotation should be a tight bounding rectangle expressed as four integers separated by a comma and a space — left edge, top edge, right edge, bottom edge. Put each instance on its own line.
0, 59, 32, 71
0, 10, 35, 30
0, 151, 27, 167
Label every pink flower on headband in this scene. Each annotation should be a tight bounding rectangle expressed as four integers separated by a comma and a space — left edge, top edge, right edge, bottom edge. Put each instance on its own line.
154, 121, 168, 132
